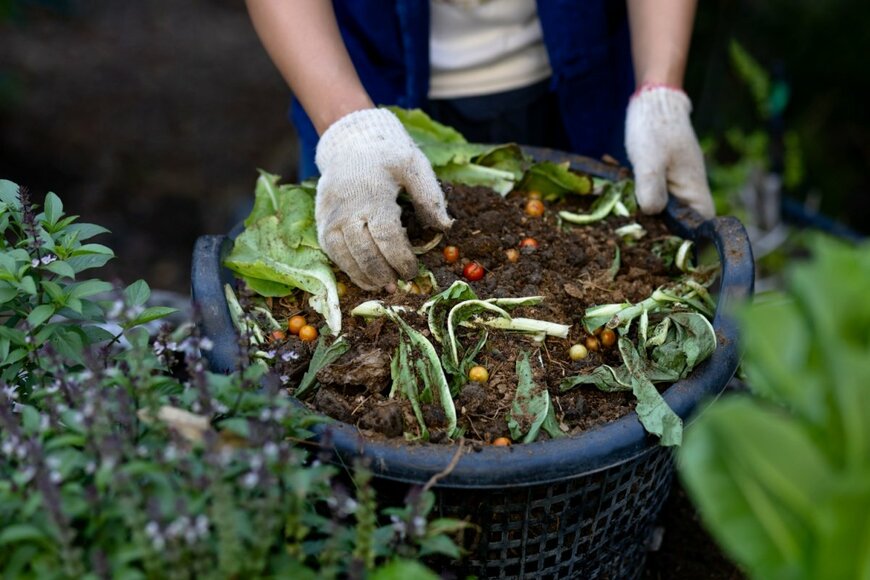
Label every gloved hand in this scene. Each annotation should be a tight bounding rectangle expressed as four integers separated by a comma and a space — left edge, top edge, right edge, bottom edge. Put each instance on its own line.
315, 108, 453, 291
625, 85, 715, 219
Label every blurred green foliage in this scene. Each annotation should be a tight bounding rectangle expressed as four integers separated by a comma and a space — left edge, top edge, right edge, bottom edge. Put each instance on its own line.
690, 0, 869, 232
679, 236, 870, 579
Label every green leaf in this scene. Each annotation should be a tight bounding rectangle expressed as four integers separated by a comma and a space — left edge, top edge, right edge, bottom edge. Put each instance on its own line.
125, 306, 177, 328
0, 253, 18, 275
0, 285, 18, 304
0, 524, 52, 547
472, 143, 528, 180
369, 560, 439, 580
66, 253, 113, 273
680, 396, 834, 579
244, 172, 319, 251
507, 351, 559, 443
560, 363, 631, 392
0, 179, 22, 209
387, 106, 487, 167
435, 162, 518, 196
219, 417, 250, 438
81, 325, 115, 344
124, 279, 151, 307
418, 534, 462, 559
620, 337, 683, 446
517, 160, 594, 198
42, 191, 63, 225
391, 335, 429, 441
44, 260, 76, 279
41, 280, 65, 302
18, 276, 37, 295
68, 279, 113, 300
295, 335, 351, 398
559, 185, 621, 225
225, 217, 341, 334
0, 326, 27, 346
393, 313, 457, 437
420, 280, 479, 344
50, 326, 87, 366
26, 304, 55, 327
64, 222, 110, 242
74, 243, 114, 256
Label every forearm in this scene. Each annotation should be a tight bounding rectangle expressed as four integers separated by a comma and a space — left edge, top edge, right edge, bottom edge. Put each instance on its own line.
627, 0, 697, 89
244, 0, 373, 134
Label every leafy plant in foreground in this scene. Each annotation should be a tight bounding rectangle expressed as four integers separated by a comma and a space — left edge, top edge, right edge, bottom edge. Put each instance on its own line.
679, 236, 870, 580
0, 180, 461, 578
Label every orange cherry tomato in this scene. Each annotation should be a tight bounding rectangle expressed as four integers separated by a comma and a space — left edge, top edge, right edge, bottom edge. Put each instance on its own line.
584, 335, 600, 352
525, 199, 545, 217
298, 325, 318, 343
443, 245, 460, 264
519, 237, 539, 250
288, 315, 307, 335
600, 328, 617, 348
492, 437, 512, 447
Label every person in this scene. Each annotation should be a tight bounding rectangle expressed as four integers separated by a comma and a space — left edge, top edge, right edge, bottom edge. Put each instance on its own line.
244, 0, 714, 291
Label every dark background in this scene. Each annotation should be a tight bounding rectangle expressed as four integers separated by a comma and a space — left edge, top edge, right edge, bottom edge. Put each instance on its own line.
1, 0, 868, 294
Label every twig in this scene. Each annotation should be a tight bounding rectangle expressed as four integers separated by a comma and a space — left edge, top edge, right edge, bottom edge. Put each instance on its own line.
422, 438, 465, 493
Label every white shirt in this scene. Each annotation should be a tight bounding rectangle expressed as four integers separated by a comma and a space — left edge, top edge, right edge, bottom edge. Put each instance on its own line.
429, 0, 553, 99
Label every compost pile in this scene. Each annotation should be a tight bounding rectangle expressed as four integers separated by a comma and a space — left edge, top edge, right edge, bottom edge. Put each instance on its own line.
225, 108, 718, 447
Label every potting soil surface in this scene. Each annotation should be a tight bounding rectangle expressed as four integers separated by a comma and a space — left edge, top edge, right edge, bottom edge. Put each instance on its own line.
258, 181, 692, 444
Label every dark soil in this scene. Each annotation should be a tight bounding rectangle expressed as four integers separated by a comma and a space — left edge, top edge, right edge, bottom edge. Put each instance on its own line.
260, 180, 697, 445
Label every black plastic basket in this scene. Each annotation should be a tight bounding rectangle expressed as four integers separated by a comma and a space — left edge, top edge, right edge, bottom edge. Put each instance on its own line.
191, 149, 755, 579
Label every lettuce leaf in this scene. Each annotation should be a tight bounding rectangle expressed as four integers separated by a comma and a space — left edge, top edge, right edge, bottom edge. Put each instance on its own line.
517, 161, 593, 199
224, 171, 341, 333
507, 351, 565, 443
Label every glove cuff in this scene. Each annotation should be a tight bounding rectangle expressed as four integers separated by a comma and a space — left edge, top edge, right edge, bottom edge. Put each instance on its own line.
628, 85, 693, 118
315, 108, 411, 172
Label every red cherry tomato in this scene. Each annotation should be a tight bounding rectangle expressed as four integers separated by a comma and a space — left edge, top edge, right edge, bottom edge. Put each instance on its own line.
463, 262, 485, 281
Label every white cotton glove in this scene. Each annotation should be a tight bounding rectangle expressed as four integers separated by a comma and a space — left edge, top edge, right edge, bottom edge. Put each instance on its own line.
625, 86, 715, 219
315, 108, 453, 291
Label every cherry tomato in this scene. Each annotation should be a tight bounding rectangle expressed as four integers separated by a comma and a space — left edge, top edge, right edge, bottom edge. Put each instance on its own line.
525, 199, 545, 217
492, 437, 512, 447
468, 365, 489, 383
519, 237, 539, 250
270, 330, 286, 342
584, 335, 600, 352
298, 325, 318, 343
443, 245, 460, 264
505, 248, 520, 263
600, 328, 617, 348
569, 344, 588, 361
288, 315, 307, 335
463, 262, 485, 281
